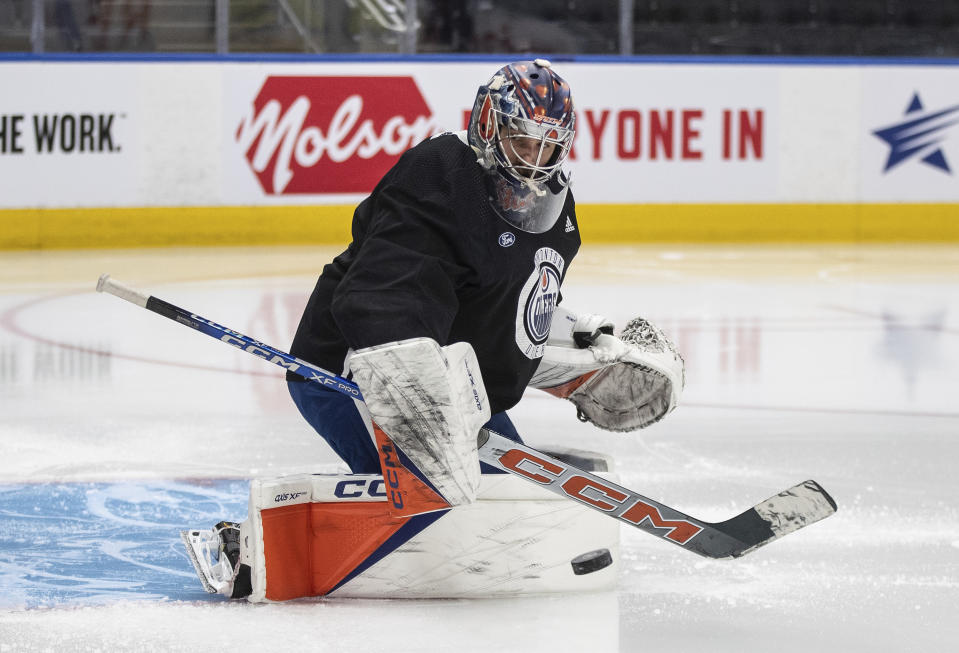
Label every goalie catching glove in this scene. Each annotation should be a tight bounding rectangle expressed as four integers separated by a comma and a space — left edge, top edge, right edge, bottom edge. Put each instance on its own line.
348, 337, 490, 506
529, 307, 685, 431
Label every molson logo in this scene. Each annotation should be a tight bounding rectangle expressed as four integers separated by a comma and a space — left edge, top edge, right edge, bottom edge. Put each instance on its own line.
236, 76, 435, 194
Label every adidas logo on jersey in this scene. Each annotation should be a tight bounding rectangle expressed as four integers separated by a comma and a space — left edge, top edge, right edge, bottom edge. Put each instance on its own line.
564, 216, 575, 233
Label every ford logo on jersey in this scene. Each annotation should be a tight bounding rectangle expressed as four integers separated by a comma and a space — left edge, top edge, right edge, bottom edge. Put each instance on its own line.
498, 232, 515, 247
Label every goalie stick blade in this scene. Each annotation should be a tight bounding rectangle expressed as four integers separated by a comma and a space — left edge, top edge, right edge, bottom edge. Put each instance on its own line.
712, 480, 837, 559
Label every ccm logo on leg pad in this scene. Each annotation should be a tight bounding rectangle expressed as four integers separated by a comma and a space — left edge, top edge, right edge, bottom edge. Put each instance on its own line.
333, 479, 388, 499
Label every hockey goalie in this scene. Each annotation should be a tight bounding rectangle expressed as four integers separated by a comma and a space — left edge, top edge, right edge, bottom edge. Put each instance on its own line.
183, 59, 686, 601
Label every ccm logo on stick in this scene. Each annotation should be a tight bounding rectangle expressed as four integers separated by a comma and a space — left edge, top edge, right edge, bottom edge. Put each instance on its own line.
218, 333, 361, 398
498, 449, 703, 545
219, 334, 299, 370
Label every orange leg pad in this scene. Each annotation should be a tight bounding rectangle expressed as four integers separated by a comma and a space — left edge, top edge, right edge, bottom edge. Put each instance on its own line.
309, 503, 408, 596
261, 503, 314, 602
260, 501, 412, 600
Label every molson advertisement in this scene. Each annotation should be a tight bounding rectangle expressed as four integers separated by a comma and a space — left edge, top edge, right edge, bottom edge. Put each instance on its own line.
222, 62, 779, 204
233, 75, 435, 196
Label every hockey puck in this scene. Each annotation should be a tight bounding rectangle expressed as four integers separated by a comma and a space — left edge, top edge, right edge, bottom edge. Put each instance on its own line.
570, 548, 613, 575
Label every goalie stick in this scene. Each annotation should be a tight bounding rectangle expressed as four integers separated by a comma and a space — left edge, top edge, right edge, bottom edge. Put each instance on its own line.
95, 274, 837, 559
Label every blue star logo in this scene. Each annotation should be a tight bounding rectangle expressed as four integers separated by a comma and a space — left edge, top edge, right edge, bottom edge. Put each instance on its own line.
872, 93, 959, 174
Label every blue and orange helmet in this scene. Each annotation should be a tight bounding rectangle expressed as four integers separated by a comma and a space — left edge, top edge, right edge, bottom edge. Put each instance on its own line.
468, 59, 576, 185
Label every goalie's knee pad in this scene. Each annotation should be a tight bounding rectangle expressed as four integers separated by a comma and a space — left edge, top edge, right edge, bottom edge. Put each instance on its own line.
349, 338, 490, 507
530, 316, 685, 431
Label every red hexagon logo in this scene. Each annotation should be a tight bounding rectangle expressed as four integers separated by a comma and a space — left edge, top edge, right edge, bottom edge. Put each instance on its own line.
237, 76, 435, 195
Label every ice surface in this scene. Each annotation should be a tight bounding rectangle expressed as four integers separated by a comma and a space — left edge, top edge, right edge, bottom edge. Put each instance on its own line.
1, 245, 957, 652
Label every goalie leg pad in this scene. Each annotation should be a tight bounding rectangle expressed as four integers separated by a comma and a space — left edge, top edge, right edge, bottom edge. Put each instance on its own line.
230, 471, 620, 602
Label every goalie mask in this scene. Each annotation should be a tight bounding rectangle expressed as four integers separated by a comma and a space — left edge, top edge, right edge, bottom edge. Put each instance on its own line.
468, 59, 576, 234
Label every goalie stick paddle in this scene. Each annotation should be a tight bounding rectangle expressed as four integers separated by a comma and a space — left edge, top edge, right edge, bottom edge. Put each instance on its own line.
96, 274, 837, 559
479, 429, 836, 559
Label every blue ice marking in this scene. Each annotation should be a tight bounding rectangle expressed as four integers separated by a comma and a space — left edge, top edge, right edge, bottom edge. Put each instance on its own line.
0, 479, 248, 608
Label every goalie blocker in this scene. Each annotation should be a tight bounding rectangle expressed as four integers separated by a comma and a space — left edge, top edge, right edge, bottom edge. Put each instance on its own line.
183, 459, 620, 602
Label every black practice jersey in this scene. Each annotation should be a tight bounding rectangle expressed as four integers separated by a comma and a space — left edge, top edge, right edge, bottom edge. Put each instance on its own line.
289, 132, 581, 414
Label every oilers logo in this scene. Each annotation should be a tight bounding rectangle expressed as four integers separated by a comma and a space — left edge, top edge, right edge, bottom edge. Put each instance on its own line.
526, 266, 560, 343
515, 247, 566, 359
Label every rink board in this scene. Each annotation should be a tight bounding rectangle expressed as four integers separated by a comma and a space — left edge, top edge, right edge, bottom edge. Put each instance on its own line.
2, 56, 959, 247
3, 202, 958, 249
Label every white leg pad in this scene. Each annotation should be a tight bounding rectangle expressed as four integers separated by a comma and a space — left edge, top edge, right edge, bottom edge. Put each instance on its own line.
236, 468, 621, 602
